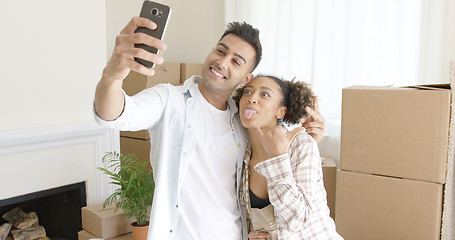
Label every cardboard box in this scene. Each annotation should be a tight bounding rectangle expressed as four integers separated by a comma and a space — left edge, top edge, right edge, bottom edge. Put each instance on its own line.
122, 62, 181, 96
111, 233, 133, 240
78, 230, 133, 240
335, 170, 443, 240
340, 84, 451, 183
120, 137, 152, 169
78, 229, 95, 240
322, 156, 336, 219
180, 63, 204, 83
120, 130, 150, 140
81, 202, 134, 239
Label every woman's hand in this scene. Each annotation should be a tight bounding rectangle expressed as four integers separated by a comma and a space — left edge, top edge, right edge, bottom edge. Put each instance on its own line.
255, 125, 305, 158
299, 96, 325, 142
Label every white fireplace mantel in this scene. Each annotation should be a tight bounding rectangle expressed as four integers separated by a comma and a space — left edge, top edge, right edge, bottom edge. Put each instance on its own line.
0, 123, 119, 205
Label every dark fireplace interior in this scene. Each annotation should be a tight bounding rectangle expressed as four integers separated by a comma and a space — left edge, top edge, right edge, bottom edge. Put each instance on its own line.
0, 182, 87, 240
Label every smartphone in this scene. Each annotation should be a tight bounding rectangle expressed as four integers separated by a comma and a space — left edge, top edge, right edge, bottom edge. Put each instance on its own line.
134, 1, 171, 68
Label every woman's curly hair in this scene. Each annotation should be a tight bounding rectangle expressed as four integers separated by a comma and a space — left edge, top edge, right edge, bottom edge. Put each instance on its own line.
232, 74, 314, 125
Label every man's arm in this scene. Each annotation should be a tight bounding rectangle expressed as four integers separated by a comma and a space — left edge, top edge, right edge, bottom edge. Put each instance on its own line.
95, 17, 167, 121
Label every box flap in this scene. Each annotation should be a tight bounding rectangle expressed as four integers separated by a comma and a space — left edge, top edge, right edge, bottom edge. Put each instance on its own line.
85, 202, 115, 211
406, 83, 451, 90
345, 84, 451, 91
344, 85, 393, 90
84, 202, 125, 218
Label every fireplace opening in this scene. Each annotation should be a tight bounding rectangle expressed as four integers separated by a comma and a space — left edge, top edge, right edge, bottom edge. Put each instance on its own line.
0, 182, 87, 240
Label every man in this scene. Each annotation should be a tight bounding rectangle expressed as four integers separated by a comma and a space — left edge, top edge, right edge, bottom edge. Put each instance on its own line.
95, 17, 325, 240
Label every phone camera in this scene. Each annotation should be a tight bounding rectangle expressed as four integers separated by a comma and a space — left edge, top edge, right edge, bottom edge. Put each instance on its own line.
151, 8, 162, 17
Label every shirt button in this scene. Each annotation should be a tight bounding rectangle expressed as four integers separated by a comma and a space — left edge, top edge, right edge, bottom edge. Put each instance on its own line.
237, 143, 241, 147
187, 124, 191, 128
170, 229, 173, 233
183, 152, 187, 156
176, 204, 179, 208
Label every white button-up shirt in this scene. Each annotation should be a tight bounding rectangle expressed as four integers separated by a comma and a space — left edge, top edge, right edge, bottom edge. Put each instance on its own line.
95, 76, 248, 240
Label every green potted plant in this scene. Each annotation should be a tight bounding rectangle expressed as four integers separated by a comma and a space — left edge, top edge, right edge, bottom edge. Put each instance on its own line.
98, 152, 155, 240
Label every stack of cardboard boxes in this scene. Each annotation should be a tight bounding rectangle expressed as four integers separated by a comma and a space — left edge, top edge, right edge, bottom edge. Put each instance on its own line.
78, 203, 134, 240
335, 84, 451, 239
322, 156, 337, 220
120, 62, 204, 163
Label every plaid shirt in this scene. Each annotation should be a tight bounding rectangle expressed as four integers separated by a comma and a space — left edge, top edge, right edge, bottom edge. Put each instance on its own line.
240, 131, 343, 239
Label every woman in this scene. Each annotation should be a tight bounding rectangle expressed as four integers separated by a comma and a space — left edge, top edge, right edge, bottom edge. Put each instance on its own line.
233, 75, 342, 239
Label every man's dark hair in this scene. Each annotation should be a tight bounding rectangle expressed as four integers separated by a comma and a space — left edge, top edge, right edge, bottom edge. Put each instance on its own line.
219, 22, 262, 72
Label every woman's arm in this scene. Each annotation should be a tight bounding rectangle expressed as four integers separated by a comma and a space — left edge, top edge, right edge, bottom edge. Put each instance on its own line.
254, 132, 320, 232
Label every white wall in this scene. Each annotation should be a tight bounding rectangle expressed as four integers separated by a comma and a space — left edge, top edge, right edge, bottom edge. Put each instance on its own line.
105, 0, 144, 61
0, 1, 114, 205
0, 1, 107, 131
106, 0, 226, 64
160, 0, 225, 63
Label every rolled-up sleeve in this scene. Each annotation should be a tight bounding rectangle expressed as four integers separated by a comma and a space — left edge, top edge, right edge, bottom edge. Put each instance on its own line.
94, 84, 169, 131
